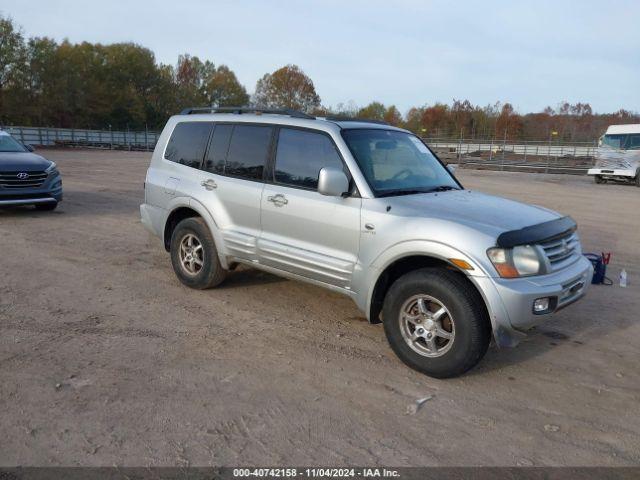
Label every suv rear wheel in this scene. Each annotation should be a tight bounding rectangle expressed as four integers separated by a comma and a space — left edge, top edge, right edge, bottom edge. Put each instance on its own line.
382, 268, 491, 378
170, 217, 227, 289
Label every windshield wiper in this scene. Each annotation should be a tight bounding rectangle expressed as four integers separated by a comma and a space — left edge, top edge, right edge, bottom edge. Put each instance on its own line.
424, 185, 460, 193
377, 189, 432, 198
377, 186, 461, 198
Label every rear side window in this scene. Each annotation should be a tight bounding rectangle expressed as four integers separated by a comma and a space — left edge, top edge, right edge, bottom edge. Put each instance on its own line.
225, 125, 273, 180
203, 124, 233, 174
164, 122, 212, 168
274, 128, 344, 189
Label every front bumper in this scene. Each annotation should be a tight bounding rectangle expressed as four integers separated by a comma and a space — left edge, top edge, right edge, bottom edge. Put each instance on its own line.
588, 168, 636, 178
473, 256, 593, 347
0, 180, 63, 207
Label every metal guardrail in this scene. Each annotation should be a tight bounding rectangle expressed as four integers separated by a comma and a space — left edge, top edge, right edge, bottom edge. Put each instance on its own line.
2, 126, 598, 175
3, 125, 160, 151
423, 137, 598, 158
424, 137, 598, 175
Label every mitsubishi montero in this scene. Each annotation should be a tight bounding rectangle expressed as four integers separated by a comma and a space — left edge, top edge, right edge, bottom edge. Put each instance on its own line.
141, 107, 593, 378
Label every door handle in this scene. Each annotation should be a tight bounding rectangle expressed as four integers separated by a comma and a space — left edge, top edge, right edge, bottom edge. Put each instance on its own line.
267, 194, 288, 206
200, 179, 217, 190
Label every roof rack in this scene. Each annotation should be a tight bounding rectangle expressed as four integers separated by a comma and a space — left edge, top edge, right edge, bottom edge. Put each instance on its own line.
325, 115, 390, 126
180, 106, 315, 120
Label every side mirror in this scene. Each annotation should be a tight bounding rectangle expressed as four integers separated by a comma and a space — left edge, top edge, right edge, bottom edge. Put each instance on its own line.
447, 164, 457, 174
24, 143, 35, 152
318, 167, 349, 197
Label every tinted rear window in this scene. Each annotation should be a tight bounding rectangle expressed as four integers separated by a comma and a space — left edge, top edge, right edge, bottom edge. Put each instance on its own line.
164, 122, 212, 168
203, 124, 234, 174
225, 125, 273, 180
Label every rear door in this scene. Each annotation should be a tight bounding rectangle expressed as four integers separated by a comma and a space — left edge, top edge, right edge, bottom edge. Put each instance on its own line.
148, 121, 213, 209
258, 127, 361, 289
195, 123, 274, 262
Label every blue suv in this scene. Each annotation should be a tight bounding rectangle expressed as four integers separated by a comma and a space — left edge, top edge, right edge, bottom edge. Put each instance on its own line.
0, 131, 62, 211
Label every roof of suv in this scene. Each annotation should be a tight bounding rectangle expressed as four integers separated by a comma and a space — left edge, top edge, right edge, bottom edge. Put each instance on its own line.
175, 107, 409, 133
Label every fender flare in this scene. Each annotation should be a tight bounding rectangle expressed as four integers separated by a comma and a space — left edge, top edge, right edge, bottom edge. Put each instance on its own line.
164, 196, 230, 269
361, 240, 516, 346
362, 239, 491, 320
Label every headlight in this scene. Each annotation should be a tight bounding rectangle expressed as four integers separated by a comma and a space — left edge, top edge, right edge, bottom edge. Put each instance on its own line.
45, 162, 58, 175
487, 245, 544, 278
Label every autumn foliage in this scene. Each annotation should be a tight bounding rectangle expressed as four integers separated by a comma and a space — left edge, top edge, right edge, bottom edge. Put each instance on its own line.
0, 15, 637, 140
254, 65, 321, 112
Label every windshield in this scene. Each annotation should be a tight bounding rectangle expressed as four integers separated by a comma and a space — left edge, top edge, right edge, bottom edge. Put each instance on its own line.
601, 133, 640, 150
0, 133, 27, 152
341, 129, 460, 197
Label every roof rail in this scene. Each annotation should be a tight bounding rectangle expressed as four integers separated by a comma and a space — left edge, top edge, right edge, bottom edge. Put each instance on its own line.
325, 116, 390, 126
180, 106, 315, 120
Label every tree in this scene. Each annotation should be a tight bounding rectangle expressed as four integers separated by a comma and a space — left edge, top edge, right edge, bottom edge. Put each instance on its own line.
175, 54, 212, 108
332, 100, 359, 117
15, 37, 59, 125
495, 103, 523, 139
205, 65, 249, 107
421, 103, 449, 136
384, 105, 402, 126
253, 64, 320, 112
357, 101, 386, 120
0, 15, 26, 121
3, 15, 639, 139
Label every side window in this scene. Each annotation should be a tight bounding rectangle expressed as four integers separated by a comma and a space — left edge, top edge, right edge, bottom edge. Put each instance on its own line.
274, 128, 344, 189
225, 125, 273, 180
164, 122, 212, 168
628, 134, 640, 150
203, 124, 233, 174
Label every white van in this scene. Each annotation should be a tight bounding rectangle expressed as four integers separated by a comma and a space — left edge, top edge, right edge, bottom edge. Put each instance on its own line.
588, 124, 640, 186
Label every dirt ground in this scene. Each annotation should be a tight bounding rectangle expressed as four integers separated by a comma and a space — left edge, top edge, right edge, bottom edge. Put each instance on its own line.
1, 149, 639, 467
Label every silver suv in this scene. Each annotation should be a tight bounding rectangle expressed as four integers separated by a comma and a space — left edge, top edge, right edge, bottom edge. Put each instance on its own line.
141, 107, 593, 378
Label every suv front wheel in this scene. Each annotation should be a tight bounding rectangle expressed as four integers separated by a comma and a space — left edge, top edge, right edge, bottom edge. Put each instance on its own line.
170, 217, 227, 289
382, 268, 491, 378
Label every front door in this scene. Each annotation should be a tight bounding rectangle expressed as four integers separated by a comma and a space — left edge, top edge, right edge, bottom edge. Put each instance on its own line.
258, 127, 361, 289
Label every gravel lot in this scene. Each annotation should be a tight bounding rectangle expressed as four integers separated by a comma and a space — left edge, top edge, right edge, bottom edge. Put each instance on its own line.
1, 149, 639, 467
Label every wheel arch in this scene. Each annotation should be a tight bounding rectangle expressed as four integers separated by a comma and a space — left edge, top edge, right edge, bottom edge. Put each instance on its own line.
163, 206, 200, 251
163, 199, 228, 269
367, 254, 491, 329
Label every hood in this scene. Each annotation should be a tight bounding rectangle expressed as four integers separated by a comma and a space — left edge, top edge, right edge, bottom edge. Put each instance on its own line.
386, 189, 561, 236
0, 152, 53, 172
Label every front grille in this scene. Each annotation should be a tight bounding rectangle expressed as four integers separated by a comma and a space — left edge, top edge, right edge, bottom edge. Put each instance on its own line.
539, 230, 581, 272
560, 276, 586, 304
0, 171, 48, 189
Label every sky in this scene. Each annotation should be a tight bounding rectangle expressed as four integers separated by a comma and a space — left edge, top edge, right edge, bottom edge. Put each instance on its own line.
2, 0, 639, 115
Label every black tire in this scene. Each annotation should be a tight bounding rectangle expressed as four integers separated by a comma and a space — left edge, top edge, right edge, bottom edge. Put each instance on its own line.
594, 175, 604, 184
170, 217, 227, 289
635, 170, 640, 187
382, 268, 491, 379
35, 202, 58, 211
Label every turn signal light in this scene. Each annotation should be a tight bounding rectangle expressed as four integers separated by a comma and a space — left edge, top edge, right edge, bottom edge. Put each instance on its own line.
449, 258, 474, 270
494, 263, 520, 278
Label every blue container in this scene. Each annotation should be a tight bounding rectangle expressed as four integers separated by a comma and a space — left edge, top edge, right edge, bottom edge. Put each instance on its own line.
584, 253, 606, 284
